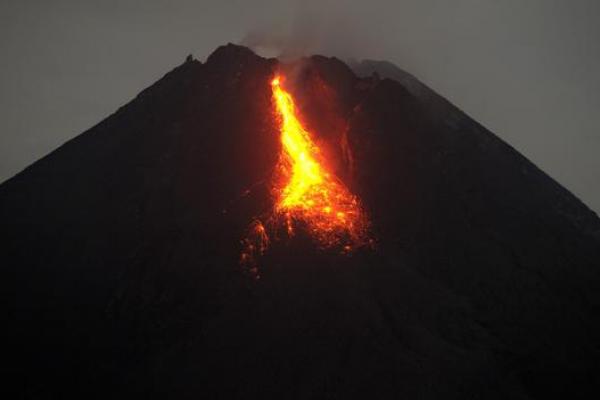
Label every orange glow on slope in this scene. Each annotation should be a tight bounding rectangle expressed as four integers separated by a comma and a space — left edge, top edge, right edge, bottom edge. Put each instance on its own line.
270, 76, 367, 245
240, 75, 369, 278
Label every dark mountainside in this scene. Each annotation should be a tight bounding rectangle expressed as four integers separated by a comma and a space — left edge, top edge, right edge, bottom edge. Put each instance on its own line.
2, 43, 600, 399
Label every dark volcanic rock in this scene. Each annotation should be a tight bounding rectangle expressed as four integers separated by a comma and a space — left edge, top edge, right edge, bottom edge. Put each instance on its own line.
2, 43, 599, 399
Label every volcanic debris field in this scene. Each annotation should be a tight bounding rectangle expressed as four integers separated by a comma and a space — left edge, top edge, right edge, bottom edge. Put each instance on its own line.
2, 44, 600, 399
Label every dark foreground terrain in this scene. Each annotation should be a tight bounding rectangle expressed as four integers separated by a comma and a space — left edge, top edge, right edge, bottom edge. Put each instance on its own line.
2, 44, 600, 399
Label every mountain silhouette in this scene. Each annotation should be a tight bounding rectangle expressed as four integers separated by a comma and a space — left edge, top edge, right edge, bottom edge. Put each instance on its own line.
2, 43, 599, 399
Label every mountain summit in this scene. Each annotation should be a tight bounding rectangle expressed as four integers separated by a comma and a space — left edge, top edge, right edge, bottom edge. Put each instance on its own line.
2, 43, 599, 399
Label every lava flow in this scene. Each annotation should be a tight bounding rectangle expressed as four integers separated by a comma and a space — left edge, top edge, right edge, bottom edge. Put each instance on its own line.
241, 75, 369, 277
270, 76, 368, 243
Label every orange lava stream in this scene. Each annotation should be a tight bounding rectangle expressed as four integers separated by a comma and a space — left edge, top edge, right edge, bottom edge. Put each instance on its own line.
271, 76, 367, 246
240, 75, 369, 278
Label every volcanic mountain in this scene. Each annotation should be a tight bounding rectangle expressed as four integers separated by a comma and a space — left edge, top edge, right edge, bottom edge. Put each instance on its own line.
2, 44, 600, 399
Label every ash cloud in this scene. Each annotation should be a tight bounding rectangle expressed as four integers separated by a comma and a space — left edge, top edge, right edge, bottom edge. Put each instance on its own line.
240, 0, 373, 61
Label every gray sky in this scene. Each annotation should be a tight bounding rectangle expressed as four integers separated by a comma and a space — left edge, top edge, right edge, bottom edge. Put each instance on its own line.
1, 0, 599, 213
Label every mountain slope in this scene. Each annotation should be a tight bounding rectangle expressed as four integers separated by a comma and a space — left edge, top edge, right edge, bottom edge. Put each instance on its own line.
2, 44, 599, 399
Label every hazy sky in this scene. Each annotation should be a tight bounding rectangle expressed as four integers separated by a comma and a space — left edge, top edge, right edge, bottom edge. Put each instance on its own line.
1, 0, 599, 213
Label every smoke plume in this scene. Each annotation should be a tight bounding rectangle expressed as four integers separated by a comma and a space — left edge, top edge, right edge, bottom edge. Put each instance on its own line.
240, 0, 372, 61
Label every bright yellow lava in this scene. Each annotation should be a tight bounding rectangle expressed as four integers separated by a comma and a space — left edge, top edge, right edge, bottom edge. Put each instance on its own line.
271, 76, 367, 245
240, 75, 369, 277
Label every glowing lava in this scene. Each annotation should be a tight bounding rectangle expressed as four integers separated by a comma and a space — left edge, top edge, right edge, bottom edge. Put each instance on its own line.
270, 76, 367, 245
241, 75, 369, 277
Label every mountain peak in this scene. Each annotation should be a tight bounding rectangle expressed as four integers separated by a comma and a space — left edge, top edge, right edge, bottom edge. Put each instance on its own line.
206, 42, 261, 64
3, 44, 600, 399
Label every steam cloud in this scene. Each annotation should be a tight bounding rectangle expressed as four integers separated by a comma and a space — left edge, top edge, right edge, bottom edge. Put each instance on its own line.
240, 0, 373, 61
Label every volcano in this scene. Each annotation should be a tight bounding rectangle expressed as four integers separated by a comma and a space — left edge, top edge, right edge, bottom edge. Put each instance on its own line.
2, 44, 600, 399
